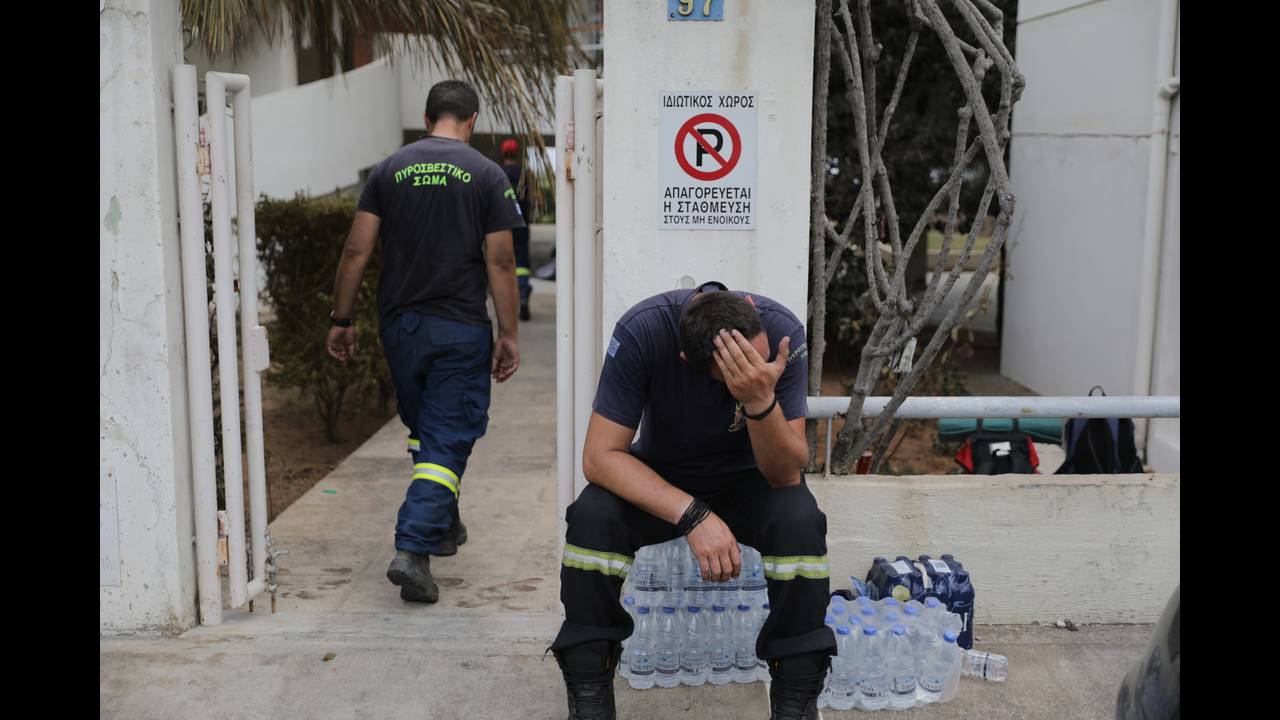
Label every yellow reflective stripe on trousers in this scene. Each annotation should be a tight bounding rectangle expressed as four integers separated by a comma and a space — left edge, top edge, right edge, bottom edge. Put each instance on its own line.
407, 438, 421, 452
561, 542, 633, 578
515, 267, 531, 277
761, 554, 830, 581
413, 463, 459, 497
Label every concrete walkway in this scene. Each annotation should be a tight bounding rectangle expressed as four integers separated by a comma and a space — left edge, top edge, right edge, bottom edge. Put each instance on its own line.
101, 282, 1149, 719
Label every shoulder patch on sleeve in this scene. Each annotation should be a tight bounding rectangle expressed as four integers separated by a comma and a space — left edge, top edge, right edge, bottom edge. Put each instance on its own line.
607, 337, 621, 358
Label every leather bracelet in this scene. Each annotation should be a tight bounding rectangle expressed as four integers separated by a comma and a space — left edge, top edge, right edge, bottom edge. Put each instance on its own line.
676, 497, 711, 536
744, 395, 778, 421
330, 311, 353, 328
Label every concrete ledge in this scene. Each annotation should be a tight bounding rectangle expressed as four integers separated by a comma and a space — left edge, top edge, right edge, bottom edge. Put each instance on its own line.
810, 473, 1179, 624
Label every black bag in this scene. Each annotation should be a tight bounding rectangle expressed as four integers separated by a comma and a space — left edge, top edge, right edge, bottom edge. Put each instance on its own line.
1055, 387, 1145, 474
953, 419, 1040, 474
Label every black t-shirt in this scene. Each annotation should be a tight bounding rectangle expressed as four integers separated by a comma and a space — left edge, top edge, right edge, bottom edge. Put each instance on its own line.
358, 137, 526, 328
591, 289, 809, 477
501, 162, 530, 219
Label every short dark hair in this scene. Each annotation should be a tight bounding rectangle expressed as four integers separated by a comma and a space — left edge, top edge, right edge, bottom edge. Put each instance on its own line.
425, 80, 480, 123
679, 292, 763, 374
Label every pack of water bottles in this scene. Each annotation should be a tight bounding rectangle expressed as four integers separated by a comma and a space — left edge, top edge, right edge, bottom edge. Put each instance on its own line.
619, 539, 771, 689
818, 593, 966, 710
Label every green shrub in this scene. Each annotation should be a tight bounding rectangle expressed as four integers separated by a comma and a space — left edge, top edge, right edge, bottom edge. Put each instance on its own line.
256, 194, 392, 442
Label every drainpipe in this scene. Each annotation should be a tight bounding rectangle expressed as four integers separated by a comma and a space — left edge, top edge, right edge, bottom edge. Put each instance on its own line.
1132, 0, 1180, 455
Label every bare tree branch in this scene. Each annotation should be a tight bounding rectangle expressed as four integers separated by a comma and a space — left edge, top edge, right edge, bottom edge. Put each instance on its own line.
807, 0, 834, 471
825, 0, 1021, 472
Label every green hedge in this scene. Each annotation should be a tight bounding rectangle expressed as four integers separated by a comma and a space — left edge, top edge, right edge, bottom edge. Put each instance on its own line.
256, 194, 392, 442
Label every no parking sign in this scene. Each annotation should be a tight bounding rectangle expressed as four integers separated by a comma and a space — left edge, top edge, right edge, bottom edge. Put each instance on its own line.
659, 91, 756, 229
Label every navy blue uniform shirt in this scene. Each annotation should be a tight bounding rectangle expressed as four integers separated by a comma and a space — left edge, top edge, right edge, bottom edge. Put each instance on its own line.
592, 289, 809, 478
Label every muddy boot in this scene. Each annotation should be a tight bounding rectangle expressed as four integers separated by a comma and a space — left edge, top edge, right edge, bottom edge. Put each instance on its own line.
386, 550, 439, 603
553, 640, 619, 720
768, 651, 831, 720
435, 508, 468, 557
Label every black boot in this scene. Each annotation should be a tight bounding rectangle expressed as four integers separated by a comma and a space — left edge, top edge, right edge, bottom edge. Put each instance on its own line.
386, 550, 439, 603
435, 508, 468, 557
553, 640, 619, 720
768, 651, 831, 720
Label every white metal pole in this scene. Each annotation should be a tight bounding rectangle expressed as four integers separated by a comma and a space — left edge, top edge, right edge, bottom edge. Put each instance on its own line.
174, 64, 223, 626
572, 68, 598, 502
232, 81, 269, 598
206, 72, 250, 608
805, 396, 1181, 419
1132, 0, 1180, 452
555, 75, 575, 541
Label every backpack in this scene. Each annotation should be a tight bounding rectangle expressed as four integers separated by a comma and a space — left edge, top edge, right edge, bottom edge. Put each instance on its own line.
1055, 386, 1145, 474
953, 418, 1040, 474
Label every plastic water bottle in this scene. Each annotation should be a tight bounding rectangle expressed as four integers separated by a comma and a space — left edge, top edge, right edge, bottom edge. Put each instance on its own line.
633, 552, 665, 611
740, 549, 768, 608
665, 542, 687, 610
901, 604, 935, 674
733, 604, 759, 683
627, 607, 656, 689
756, 602, 772, 681
654, 606, 682, 688
827, 625, 859, 710
707, 605, 735, 685
961, 649, 1008, 682
858, 625, 889, 710
621, 595, 638, 670
918, 630, 961, 703
680, 605, 710, 686
685, 553, 712, 609
887, 624, 918, 709
859, 604, 878, 630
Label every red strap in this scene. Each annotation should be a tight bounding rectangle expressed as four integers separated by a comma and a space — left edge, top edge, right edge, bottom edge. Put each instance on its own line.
1028, 438, 1041, 473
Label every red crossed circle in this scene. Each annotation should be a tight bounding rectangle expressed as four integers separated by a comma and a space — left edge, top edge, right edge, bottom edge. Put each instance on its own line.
674, 113, 742, 181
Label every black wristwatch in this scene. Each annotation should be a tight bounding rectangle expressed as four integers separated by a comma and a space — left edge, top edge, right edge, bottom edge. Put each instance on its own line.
330, 311, 353, 328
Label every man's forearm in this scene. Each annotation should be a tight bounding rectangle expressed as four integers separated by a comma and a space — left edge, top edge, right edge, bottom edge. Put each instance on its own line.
746, 405, 807, 487
585, 450, 692, 526
332, 245, 371, 318
487, 261, 519, 338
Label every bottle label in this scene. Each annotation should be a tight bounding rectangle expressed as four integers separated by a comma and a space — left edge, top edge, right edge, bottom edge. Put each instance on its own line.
891, 675, 917, 694
860, 686, 884, 699
928, 559, 952, 574
919, 675, 945, 693
891, 560, 913, 575
631, 659, 654, 675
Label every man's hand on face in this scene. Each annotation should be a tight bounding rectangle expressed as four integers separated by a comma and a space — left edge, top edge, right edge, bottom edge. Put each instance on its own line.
712, 329, 791, 416
685, 511, 741, 582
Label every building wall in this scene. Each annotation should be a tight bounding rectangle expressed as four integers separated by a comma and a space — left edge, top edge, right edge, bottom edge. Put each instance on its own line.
813, 472, 1181, 623
250, 58, 404, 199
100, 0, 197, 632
392, 39, 556, 138
185, 22, 299, 98
599, 0, 815, 340
1001, 0, 1179, 469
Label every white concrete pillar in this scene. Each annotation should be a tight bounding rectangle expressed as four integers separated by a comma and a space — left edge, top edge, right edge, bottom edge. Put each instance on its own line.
600, 0, 815, 340
100, 0, 198, 632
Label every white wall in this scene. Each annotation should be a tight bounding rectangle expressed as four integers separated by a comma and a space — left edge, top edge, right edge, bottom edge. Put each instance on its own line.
600, 0, 814, 339
251, 58, 403, 199
101, 0, 198, 632
391, 38, 555, 138
185, 22, 299, 97
1001, 0, 1179, 468
813, 472, 1181, 624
